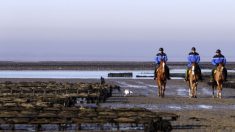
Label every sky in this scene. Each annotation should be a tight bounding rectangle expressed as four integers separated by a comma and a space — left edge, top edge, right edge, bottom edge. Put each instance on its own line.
0, 0, 235, 62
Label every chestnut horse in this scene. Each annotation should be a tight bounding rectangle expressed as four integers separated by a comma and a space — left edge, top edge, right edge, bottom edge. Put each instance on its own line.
155, 61, 167, 97
187, 63, 199, 98
212, 63, 224, 98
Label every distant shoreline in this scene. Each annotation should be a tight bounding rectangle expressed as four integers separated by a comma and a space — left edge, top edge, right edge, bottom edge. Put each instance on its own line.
0, 61, 234, 70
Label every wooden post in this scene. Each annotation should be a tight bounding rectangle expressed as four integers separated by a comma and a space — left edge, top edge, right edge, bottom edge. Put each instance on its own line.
20, 88, 23, 95
33, 88, 35, 96
43, 89, 46, 96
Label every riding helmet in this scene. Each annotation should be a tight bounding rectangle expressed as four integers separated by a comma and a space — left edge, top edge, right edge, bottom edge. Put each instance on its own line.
216, 49, 221, 53
159, 48, 164, 51
191, 47, 196, 51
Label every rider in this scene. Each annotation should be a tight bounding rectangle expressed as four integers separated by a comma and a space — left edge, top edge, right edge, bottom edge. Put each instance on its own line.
185, 47, 203, 81
211, 49, 227, 81
154, 48, 170, 80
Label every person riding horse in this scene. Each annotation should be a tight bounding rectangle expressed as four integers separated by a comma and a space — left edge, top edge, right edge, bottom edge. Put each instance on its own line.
211, 49, 227, 82
154, 48, 170, 80
185, 47, 202, 81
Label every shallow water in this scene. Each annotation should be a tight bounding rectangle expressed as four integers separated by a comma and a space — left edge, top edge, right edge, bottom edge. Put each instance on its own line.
101, 103, 235, 111
0, 69, 233, 79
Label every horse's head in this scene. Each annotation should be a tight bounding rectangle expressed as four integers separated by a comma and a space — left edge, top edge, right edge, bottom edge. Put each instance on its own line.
217, 63, 224, 72
215, 63, 224, 80
191, 63, 196, 75
160, 61, 166, 72
189, 62, 199, 81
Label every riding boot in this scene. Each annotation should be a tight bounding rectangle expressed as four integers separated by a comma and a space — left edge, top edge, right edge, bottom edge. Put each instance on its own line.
154, 68, 157, 80
185, 69, 189, 81
211, 69, 215, 82
165, 65, 171, 80
154, 65, 159, 80
198, 66, 203, 81
223, 67, 228, 81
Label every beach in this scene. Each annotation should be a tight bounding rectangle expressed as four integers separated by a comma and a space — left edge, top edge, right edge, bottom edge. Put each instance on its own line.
0, 76, 235, 131
0, 62, 234, 131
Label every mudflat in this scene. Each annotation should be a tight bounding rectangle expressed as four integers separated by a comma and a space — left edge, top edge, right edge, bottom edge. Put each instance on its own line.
1, 78, 234, 131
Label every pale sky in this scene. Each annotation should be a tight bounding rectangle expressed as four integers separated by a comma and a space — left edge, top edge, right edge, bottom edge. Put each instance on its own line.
0, 0, 235, 62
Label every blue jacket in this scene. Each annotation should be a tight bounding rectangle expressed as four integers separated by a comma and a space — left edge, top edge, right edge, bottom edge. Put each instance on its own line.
155, 53, 168, 64
212, 54, 226, 66
187, 52, 200, 67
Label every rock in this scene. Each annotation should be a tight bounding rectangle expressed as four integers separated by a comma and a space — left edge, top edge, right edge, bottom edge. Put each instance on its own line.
21, 103, 34, 109
114, 117, 136, 123
3, 103, 17, 107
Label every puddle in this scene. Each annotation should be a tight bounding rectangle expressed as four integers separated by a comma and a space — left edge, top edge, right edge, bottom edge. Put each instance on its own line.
147, 84, 157, 87
176, 88, 188, 97
198, 105, 213, 109
116, 81, 147, 89
168, 105, 183, 110
101, 103, 235, 111
201, 88, 212, 95
0, 70, 199, 79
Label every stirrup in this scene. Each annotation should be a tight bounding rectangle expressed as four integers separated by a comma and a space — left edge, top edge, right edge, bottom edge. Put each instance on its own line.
199, 77, 203, 81
210, 78, 214, 83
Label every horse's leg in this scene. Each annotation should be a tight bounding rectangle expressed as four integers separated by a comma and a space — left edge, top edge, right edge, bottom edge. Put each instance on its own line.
158, 82, 161, 97
160, 80, 164, 97
192, 85, 195, 98
191, 82, 194, 98
219, 84, 222, 99
188, 81, 192, 98
162, 83, 166, 97
194, 85, 197, 98
160, 84, 163, 97
212, 82, 215, 98
190, 82, 193, 98
156, 80, 160, 97
158, 86, 160, 97
216, 81, 223, 98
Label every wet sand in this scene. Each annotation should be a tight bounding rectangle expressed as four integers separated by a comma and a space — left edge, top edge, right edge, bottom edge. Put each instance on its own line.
108, 79, 235, 131
1, 78, 235, 131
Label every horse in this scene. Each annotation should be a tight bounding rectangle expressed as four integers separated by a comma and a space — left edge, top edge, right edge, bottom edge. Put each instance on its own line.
155, 61, 167, 97
187, 63, 199, 98
212, 63, 225, 98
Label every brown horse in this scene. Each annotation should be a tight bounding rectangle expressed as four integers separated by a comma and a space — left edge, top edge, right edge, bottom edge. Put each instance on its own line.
155, 61, 167, 97
187, 63, 199, 98
212, 63, 224, 98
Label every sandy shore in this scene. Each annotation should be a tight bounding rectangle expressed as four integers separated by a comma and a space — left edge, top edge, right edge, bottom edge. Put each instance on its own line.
1, 78, 235, 131
113, 79, 235, 131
